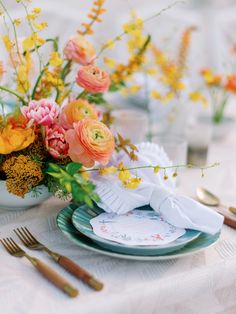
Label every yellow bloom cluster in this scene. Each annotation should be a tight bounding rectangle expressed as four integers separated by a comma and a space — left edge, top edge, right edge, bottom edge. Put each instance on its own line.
99, 162, 142, 190
79, 0, 106, 36
2, 155, 44, 198
34, 67, 64, 100
189, 91, 208, 107
201, 69, 221, 86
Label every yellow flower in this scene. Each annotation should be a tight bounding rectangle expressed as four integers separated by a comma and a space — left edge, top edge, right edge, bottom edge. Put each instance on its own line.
118, 162, 131, 182
2, 35, 13, 52
16, 65, 30, 93
123, 18, 144, 35
0, 61, 4, 81
49, 52, 63, 67
33, 22, 48, 31
23, 33, 45, 51
103, 57, 116, 68
14, 18, 21, 26
80, 168, 90, 181
123, 177, 142, 189
151, 90, 161, 100
117, 162, 142, 189
189, 91, 208, 107
153, 166, 160, 173
0, 125, 35, 154
99, 166, 117, 175
32, 7, 41, 14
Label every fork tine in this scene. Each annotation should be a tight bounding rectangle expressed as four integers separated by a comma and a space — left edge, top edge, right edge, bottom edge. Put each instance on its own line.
8, 238, 21, 252
0, 239, 12, 254
4, 238, 17, 253
14, 228, 30, 245
23, 227, 38, 243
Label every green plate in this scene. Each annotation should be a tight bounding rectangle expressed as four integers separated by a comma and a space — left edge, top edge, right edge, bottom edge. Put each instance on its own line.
72, 204, 201, 256
56, 204, 220, 261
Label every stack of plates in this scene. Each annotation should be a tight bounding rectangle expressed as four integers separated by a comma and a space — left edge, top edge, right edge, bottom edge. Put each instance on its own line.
56, 204, 220, 261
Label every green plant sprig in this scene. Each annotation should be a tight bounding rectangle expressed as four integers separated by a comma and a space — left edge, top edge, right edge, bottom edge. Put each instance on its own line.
46, 162, 100, 207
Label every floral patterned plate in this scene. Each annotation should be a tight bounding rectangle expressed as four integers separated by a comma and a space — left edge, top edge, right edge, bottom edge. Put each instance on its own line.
71, 204, 201, 256
57, 204, 220, 260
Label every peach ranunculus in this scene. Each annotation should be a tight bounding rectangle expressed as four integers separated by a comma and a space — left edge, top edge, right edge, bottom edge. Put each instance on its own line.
59, 99, 98, 129
76, 65, 111, 93
64, 34, 96, 65
21, 99, 60, 126
65, 118, 115, 167
225, 75, 236, 93
45, 125, 69, 159
0, 125, 35, 154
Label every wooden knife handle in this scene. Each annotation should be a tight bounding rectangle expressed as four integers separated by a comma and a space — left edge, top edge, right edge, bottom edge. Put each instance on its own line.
58, 255, 103, 291
31, 257, 78, 297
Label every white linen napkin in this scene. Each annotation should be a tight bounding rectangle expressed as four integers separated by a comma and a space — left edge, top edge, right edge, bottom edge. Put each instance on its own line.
92, 142, 224, 235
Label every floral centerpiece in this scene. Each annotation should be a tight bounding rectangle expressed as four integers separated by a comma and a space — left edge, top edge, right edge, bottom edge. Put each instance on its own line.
200, 68, 236, 124
0, 0, 216, 210
0, 0, 170, 208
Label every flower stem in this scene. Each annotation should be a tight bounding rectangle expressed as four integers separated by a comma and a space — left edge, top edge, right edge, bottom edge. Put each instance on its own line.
81, 162, 220, 173
0, 85, 26, 105
31, 62, 49, 100
76, 90, 88, 100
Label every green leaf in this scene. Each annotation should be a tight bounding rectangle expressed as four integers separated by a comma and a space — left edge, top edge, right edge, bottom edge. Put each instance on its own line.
87, 93, 106, 105
84, 195, 94, 208
46, 171, 62, 179
109, 81, 126, 92
66, 162, 82, 176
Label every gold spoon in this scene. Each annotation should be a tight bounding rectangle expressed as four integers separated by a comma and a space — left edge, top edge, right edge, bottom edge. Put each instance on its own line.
196, 187, 236, 216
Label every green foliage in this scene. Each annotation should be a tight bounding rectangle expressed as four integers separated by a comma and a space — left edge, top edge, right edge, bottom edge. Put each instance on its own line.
109, 81, 126, 92
45, 162, 100, 207
87, 92, 107, 105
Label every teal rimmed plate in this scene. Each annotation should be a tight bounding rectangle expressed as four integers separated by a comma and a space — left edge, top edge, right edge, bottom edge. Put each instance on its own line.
72, 204, 201, 256
56, 204, 220, 261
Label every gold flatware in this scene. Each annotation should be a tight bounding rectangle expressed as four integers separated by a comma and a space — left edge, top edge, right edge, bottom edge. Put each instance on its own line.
0, 237, 78, 297
196, 187, 236, 215
14, 227, 103, 291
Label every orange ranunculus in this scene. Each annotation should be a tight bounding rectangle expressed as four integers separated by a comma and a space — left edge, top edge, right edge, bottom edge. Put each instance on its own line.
65, 118, 115, 167
225, 75, 236, 93
0, 125, 35, 154
76, 64, 111, 93
59, 99, 98, 129
64, 34, 96, 65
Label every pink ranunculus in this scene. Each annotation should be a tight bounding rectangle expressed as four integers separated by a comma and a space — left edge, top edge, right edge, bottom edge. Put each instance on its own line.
63, 34, 96, 65
45, 125, 69, 159
65, 118, 115, 168
21, 99, 60, 126
76, 65, 111, 93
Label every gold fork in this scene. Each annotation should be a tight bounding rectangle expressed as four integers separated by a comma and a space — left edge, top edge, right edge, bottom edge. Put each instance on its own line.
0, 237, 78, 297
14, 227, 103, 291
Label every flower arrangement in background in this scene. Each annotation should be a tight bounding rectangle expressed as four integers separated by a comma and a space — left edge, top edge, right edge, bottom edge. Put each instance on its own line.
200, 68, 236, 123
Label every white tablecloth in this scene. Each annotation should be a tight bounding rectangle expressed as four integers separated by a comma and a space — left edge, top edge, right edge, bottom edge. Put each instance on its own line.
0, 131, 236, 314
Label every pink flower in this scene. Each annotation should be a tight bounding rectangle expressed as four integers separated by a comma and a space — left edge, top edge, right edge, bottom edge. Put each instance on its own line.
76, 65, 111, 93
64, 34, 96, 65
21, 99, 60, 126
45, 125, 69, 159
65, 118, 115, 167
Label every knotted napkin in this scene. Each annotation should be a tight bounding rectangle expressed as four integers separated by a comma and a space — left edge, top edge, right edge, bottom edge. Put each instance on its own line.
92, 142, 223, 235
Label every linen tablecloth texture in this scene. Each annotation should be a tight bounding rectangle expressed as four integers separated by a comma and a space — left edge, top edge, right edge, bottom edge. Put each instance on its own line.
0, 128, 236, 314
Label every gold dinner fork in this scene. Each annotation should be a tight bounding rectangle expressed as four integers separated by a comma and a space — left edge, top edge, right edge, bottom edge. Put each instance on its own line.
14, 227, 103, 291
0, 237, 78, 297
